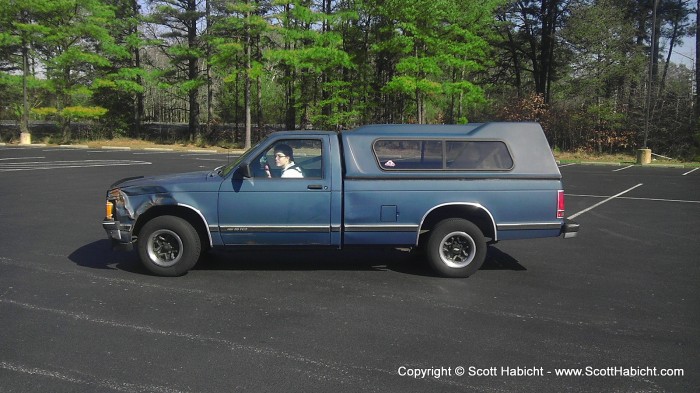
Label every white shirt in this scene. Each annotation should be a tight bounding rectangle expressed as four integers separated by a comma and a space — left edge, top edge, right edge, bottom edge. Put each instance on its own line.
281, 163, 304, 178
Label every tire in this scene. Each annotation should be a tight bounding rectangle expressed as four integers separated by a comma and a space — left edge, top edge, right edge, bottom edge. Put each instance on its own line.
425, 218, 487, 278
137, 215, 201, 276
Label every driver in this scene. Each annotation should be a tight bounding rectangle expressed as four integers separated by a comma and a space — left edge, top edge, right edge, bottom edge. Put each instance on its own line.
274, 144, 304, 178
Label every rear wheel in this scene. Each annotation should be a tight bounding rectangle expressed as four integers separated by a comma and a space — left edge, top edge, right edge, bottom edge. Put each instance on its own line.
138, 216, 201, 276
425, 218, 486, 278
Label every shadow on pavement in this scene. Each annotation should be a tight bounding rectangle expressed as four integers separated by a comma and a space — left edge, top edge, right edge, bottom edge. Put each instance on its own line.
68, 239, 145, 274
69, 241, 526, 277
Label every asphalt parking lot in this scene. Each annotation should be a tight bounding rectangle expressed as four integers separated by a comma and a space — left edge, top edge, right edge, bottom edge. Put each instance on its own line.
0, 145, 698, 392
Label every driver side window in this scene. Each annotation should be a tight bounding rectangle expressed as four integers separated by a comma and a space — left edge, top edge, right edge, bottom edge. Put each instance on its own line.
252, 139, 324, 179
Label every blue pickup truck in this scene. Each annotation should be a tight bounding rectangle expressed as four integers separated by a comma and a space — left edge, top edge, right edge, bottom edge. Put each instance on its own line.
103, 123, 578, 277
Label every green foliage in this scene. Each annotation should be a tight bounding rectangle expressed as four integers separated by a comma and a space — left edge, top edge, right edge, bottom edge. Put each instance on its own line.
31, 107, 59, 118
0, 0, 696, 158
370, 0, 502, 123
60, 106, 108, 121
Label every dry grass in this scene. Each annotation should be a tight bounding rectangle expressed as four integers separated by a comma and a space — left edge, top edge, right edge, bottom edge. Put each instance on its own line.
554, 149, 699, 166
82, 138, 241, 152
555, 150, 636, 163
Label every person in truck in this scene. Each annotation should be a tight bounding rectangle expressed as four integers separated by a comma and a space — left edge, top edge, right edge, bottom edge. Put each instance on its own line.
274, 144, 304, 178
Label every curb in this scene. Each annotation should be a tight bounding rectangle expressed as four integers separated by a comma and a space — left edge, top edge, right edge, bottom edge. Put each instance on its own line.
144, 147, 174, 152
580, 161, 626, 166
59, 144, 89, 149
101, 146, 131, 150
644, 163, 686, 168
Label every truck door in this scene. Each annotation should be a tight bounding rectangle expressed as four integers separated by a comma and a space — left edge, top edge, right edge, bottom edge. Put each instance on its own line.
218, 136, 332, 246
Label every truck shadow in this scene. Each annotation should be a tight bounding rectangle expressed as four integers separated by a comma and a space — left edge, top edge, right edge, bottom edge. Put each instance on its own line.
69, 241, 525, 277
199, 246, 526, 276
68, 239, 148, 274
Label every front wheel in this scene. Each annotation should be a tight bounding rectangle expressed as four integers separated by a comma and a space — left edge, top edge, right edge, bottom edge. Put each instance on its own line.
137, 216, 201, 276
425, 218, 487, 278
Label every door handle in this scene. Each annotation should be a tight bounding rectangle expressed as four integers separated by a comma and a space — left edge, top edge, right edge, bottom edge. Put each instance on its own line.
307, 184, 324, 190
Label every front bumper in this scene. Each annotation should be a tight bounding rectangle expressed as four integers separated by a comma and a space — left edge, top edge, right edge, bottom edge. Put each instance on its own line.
103, 220, 135, 251
562, 218, 580, 239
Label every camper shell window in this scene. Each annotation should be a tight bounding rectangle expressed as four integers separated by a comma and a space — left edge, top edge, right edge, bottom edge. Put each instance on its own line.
373, 139, 513, 171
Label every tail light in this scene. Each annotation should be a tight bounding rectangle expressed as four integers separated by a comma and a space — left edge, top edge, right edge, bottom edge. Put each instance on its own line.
557, 190, 565, 219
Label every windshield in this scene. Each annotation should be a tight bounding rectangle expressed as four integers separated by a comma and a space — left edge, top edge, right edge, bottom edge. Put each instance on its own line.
219, 141, 262, 177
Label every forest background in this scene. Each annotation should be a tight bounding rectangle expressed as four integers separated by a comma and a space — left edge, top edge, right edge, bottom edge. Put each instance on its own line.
0, 0, 698, 159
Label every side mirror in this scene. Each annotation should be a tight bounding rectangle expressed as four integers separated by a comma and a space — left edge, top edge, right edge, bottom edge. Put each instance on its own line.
236, 163, 253, 179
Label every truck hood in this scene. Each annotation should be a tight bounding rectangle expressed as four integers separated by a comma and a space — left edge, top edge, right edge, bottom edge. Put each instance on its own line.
111, 170, 221, 195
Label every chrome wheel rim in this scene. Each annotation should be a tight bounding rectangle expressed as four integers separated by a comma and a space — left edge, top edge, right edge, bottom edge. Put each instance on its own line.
147, 229, 183, 267
439, 231, 476, 268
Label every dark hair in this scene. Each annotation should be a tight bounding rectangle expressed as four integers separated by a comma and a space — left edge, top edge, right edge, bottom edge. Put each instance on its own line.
274, 143, 294, 160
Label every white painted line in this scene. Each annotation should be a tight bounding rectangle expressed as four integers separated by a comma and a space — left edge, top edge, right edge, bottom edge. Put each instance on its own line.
612, 165, 633, 172
0, 361, 190, 393
0, 156, 44, 161
0, 297, 391, 385
0, 160, 151, 172
569, 183, 644, 219
567, 194, 700, 204
182, 153, 217, 157
558, 163, 576, 167
682, 167, 699, 176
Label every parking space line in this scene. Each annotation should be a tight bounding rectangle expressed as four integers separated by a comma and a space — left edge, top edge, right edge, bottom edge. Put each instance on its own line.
567, 194, 700, 204
682, 167, 699, 176
0, 157, 44, 161
0, 360, 190, 393
569, 183, 643, 219
612, 165, 633, 172
0, 160, 151, 172
558, 163, 575, 168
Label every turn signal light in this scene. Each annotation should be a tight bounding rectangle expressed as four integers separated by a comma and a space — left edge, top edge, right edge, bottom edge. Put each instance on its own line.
106, 201, 114, 220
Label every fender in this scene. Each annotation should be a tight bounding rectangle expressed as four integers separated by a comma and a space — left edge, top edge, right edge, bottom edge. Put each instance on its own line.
417, 202, 498, 244
133, 200, 214, 248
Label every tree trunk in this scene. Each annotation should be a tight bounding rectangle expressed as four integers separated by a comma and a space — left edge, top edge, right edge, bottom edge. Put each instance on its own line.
696, 1, 699, 122
20, 41, 30, 136
539, 0, 558, 103
60, 68, 71, 142
132, 0, 142, 138
205, 0, 213, 140
284, 3, 296, 130
187, 0, 200, 143
244, 5, 252, 150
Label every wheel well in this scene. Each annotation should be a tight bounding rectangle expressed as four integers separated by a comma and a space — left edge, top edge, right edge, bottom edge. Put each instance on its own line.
133, 205, 211, 249
419, 205, 496, 243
